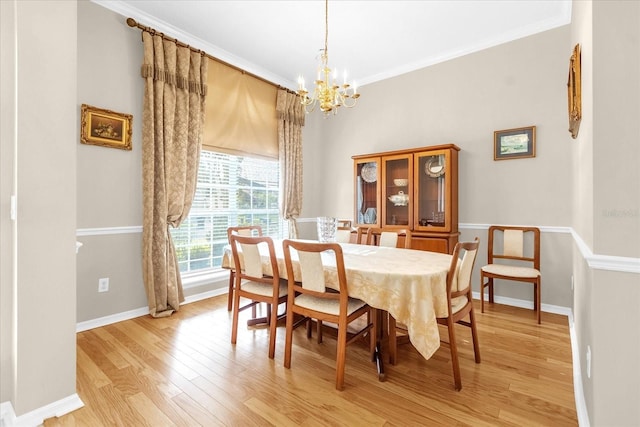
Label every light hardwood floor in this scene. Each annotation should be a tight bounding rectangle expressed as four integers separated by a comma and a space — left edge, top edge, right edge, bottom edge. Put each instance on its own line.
45, 295, 577, 426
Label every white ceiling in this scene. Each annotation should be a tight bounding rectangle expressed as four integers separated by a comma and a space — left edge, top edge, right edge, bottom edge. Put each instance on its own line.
95, 0, 571, 90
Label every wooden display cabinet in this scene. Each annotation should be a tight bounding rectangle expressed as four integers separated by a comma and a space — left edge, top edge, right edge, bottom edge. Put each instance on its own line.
353, 144, 460, 254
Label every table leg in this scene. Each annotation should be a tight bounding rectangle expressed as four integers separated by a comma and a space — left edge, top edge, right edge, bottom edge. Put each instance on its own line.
246, 303, 286, 327
373, 308, 387, 381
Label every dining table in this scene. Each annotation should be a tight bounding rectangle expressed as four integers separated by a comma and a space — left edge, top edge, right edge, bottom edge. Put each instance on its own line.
222, 240, 453, 377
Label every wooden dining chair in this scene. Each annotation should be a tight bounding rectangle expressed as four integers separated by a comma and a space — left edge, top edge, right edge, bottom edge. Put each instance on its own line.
335, 226, 354, 243
480, 225, 541, 323
336, 219, 352, 228
365, 227, 412, 249
226, 225, 263, 311
388, 238, 481, 391
355, 227, 367, 244
282, 239, 375, 390
228, 234, 287, 359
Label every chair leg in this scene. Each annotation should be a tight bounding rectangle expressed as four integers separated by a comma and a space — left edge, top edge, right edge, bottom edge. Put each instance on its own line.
231, 286, 242, 345
266, 303, 272, 325
267, 300, 279, 359
488, 278, 494, 303
388, 314, 397, 365
536, 278, 541, 324
335, 319, 348, 391
480, 274, 485, 313
468, 309, 481, 363
284, 306, 294, 369
446, 319, 462, 391
227, 270, 235, 311
317, 320, 323, 344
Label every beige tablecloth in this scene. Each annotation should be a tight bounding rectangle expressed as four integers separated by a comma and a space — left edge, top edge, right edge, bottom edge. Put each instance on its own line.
223, 241, 452, 360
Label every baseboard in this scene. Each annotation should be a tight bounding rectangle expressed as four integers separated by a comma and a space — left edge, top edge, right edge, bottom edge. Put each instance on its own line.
1, 394, 83, 427
471, 291, 572, 316
76, 306, 149, 332
568, 313, 591, 427
1, 401, 16, 427
76, 287, 227, 332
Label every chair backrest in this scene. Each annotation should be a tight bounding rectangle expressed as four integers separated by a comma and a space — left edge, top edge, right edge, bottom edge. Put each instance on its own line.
335, 226, 353, 243
365, 227, 412, 249
228, 234, 278, 282
487, 226, 540, 270
227, 225, 263, 242
336, 219, 352, 228
282, 239, 348, 304
448, 238, 480, 297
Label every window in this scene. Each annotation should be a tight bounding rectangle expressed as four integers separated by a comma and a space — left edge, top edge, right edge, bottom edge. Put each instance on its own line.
171, 150, 286, 274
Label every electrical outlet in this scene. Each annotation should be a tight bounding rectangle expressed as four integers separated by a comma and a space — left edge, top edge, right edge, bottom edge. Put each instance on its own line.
586, 345, 591, 378
98, 278, 109, 293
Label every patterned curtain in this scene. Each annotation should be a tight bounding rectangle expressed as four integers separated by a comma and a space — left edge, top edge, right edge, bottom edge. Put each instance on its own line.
140, 32, 208, 317
276, 90, 305, 238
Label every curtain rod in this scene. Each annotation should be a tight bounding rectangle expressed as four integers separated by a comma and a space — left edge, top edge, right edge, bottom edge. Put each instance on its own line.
126, 17, 295, 95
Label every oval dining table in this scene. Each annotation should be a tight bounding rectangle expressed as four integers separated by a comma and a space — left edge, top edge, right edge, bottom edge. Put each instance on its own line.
222, 240, 453, 380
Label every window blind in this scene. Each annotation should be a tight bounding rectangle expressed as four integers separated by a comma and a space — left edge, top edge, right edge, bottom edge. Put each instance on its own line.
171, 151, 286, 274
203, 59, 278, 160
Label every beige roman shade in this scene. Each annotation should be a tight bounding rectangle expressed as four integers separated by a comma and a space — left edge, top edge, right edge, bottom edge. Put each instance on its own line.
203, 59, 278, 159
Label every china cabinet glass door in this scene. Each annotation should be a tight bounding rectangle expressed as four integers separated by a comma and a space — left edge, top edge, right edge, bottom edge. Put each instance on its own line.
414, 149, 451, 232
354, 157, 380, 227
381, 154, 412, 227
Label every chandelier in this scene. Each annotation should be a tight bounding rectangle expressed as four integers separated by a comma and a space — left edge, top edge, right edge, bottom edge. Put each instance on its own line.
297, 0, 360, 116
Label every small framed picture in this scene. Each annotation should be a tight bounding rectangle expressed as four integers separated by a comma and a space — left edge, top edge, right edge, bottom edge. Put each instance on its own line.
80, 104, 132, 150
493, 126, 536, 160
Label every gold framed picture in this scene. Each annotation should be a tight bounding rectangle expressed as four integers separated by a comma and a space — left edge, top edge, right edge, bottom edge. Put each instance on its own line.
494, 126, 536, 160
81, 104, 132, 150
567, 44, 582, 139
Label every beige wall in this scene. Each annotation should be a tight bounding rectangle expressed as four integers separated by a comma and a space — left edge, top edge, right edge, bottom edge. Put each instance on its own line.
303, 26, 573, 227
0, 0, 16, 404
301, 26, 575, 308
74, 0, 229, 323
0, 0, 78, 417
592, 1, 640, 258
75, 0, 148, 322
571, 1, 640, 426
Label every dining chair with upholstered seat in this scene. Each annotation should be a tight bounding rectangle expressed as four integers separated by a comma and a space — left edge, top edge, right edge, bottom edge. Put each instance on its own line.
228, 234, 287, 359
480, 225, 541, 323
226, 225, 263, 311
336, 219, 352, 228
388, 238, 481, 391
354, 227, 367, 244
282, 239, 375, 390
335, 226, 354, 243
365, 227, 412, 249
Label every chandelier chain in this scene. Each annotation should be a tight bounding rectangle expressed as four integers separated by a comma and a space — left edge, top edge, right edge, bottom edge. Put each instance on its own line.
324, 0, 328, 55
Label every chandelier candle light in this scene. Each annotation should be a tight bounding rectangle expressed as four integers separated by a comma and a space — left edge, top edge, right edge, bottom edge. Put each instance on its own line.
297, 0, 360, 116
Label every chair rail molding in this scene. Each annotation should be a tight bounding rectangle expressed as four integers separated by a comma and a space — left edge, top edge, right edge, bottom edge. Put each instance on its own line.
80, 222, 640, 274
76, 225, 142, 236
460, 223, 640, 275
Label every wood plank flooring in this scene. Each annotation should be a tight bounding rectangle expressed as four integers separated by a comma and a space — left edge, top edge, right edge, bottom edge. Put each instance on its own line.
45, 295, 577, 426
